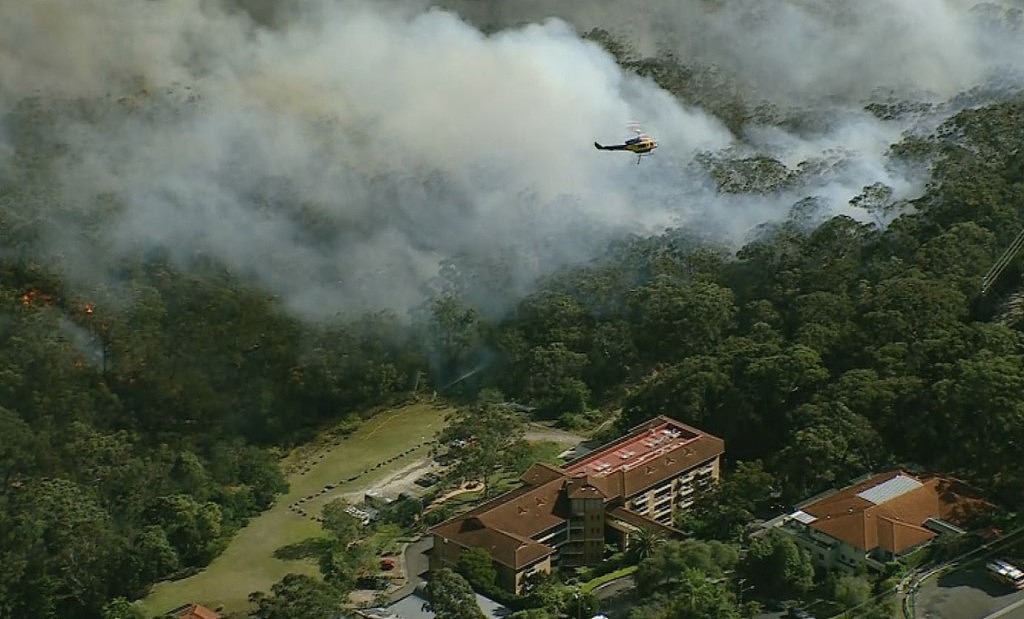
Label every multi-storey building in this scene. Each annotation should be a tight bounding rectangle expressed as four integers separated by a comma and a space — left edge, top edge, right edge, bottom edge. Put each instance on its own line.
429, 416, 724, 592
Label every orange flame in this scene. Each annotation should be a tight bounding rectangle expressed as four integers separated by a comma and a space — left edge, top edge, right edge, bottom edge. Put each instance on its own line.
19, 289, 52, 307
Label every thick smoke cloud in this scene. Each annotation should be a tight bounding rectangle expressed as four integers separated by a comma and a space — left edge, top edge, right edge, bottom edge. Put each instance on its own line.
438, 0, 1024, 105
1, 0, 1021, 320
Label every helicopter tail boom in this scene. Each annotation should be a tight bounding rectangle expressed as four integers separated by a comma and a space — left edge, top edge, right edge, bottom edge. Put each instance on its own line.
594, 142, 628, 151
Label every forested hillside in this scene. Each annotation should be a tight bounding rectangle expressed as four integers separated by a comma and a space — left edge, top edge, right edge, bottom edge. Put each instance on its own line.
481, 99, 1024, 506
3, 1, 1024, 617
0, 100, 431, 614
0, 250, 425, 616
4, 95, 1024, 617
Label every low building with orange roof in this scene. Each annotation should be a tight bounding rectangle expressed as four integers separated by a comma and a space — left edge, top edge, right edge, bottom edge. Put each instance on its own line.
166, 603, 220, 619
773, 470, 991, 572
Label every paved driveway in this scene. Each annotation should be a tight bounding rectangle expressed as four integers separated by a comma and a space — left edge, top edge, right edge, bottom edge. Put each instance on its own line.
591, 575, 635, 601
916, 565, 1024, 618
386, 536, 434, 603
405, 536, 433, 584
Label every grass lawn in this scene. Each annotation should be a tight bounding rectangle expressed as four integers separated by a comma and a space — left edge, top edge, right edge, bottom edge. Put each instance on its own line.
581, 565, 638, 594
525, 440, 568, 466
138, 402, 451, 617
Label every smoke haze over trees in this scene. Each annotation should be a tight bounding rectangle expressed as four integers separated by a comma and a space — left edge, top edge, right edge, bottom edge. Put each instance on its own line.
3, 1, 1024, 617
5, 0, 1022, 320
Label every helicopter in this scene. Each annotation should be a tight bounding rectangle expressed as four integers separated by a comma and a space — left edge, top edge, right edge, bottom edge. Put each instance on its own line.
595, 123, 658, 164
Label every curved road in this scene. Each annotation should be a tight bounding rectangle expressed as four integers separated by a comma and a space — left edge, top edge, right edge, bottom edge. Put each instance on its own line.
387, 536, 433, 603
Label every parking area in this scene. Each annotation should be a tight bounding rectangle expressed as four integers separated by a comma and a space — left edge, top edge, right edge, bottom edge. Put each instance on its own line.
916, 564, 1024, 618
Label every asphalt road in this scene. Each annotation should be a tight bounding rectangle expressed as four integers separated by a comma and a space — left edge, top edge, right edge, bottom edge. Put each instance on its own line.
405, 536, 433, 585
591, 575, 636, 601
916, 564, 1024, 618
984, 597, 1024, 618
386, 536, 433, 603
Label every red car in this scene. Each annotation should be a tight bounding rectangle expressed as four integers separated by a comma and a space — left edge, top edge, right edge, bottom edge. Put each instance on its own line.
380, 558, 396, 571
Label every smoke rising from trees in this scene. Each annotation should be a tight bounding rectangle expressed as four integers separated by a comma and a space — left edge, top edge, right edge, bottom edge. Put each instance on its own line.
2, 0, 1021, 319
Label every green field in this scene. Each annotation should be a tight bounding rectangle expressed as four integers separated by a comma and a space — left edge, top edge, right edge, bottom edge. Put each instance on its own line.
137, 402, 452, 617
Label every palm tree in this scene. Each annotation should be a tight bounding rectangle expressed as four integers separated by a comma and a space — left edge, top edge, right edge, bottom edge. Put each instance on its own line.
628, 526, 665, 562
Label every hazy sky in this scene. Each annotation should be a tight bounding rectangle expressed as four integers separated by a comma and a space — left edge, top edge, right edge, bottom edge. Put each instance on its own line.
1, 0, 1021, 320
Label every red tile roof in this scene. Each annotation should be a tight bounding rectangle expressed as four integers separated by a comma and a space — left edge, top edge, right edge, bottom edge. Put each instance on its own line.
564, 476, 607, 500
173, 604, 220, 619
430, 476, 567, 568
435, 516, 555, 568
564, 417, 723, 498
430, 416, 724, 571
606, 506, 682, 537
797, 471, 991, 555
520, 462, 566, 486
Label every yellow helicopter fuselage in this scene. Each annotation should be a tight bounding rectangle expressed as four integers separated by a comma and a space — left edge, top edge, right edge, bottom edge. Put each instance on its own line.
595, 133, 659, 163
623, 136, 657, 154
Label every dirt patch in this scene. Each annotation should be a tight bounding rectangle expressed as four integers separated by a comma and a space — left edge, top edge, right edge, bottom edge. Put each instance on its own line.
335, 457, 440, 505
425, 480, 484, 510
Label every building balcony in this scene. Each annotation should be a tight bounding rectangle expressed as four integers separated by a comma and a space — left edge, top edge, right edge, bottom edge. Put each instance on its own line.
651, 512, 673, 525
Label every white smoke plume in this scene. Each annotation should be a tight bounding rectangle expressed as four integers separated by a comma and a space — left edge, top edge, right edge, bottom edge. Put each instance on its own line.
1, 0, 1021, 320
438, 0, 1024, 105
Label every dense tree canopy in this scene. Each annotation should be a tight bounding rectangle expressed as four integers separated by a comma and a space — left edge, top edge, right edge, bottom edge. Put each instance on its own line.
741, 532, 815, 599
425, 568, 487, 619
248, 574, 345, 619
3, 16, 1024, 618
436, 396, 529, 498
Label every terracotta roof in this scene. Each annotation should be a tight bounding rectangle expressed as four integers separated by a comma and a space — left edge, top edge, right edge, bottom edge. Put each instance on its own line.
431, 477, 568, 568
433, 517, 555, 568
797, 471, 990, 555
430, 415, 724, 571
520, 462, 567, 486
606, 506, 682, 537
565, 416, 724, 500
172, 604, 220, 619
564, 476, 607, 500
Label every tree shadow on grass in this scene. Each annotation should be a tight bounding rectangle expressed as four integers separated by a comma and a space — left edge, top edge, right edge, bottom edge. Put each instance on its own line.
273, 537, 335, 561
